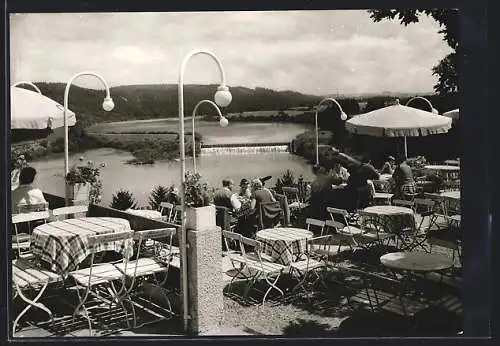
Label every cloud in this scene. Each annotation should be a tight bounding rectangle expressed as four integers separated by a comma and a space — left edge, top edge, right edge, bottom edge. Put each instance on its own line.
9, 10, 452, 95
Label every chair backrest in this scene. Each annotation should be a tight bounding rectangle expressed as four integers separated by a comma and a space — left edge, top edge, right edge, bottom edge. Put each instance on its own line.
15, 202, 49, 214
159, 202, 174, 222
12, 211, 51, 224
87, 230, 135, 247
326, 207, 350, 227
274, 193, 291, 227
222, 230, 243, 256
51, 205, 89, 218
282, 187, 300, 203
239, 236, 263, 261
12, 211, 51, 258
133, 227, 176, 241
259, 201, 283, 229
173, 205, 183, 224
305, 218, 325, 235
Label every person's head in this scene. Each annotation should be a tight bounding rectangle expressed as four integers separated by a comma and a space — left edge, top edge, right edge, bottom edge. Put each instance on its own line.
19, 166, 37, 185
388, 155, 395, 164
222, 178, 234, 191
251, 178, 263, 191
239, 178, 249, 190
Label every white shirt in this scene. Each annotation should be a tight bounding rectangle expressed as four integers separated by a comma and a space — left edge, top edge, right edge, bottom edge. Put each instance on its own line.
11, 184, 47, 211
230, 192, 242, 211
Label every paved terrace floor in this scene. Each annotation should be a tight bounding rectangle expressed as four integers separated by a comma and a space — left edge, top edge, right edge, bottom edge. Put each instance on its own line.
12, 243, 462, 338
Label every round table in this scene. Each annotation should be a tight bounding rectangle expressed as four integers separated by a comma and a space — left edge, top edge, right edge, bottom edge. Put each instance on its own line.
363, 206, 415, 234
380, 252, 454, 272
31, 217, 133, 276
255, 227, 313, 265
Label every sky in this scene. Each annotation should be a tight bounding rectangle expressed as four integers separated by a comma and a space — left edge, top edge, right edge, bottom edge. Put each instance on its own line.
9, 11, 453, 96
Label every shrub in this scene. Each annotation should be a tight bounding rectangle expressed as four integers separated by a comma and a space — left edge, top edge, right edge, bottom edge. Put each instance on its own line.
148, 185, 171, 210
110, 189, 138, 210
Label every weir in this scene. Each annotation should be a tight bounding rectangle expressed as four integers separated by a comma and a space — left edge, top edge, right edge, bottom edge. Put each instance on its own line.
201, 142, 290, 156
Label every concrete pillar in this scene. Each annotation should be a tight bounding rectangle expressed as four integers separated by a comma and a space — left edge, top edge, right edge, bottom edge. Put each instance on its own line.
186, 226, 223, 335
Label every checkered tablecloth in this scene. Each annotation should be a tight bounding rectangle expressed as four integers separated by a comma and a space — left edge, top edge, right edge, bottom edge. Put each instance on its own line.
363, 206, 415, 234
30, 217, 134, 277
256, 227, 313, 265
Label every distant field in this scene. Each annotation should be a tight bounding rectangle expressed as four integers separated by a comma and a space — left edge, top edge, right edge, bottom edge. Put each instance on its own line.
90, 132, 180, 142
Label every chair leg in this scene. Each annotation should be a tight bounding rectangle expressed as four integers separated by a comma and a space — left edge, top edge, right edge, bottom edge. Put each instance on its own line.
262, 272, 284, 305
13, 283, 54, 334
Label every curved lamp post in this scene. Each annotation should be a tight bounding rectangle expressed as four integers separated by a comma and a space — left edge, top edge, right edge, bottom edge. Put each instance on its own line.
63, 72, 114, 179
191, 99, 229, 173
314, 97, 347, 166
405, 96, 439, 114
12, 81, 42, 94
178, 50, 232, 332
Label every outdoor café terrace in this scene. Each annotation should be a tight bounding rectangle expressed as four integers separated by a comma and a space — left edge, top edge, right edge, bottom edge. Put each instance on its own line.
10, 161, 463, 337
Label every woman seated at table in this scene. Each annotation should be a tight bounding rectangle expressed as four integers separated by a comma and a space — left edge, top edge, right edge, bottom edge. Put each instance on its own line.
11, 166, 48, 213
391, 154, 417, 200
330, 149, 380, 212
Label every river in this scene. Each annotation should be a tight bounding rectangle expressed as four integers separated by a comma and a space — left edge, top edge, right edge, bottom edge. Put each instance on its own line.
30, 121, 315, 206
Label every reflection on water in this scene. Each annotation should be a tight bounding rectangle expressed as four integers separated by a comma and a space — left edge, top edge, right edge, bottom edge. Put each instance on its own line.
30, 148, 314, 206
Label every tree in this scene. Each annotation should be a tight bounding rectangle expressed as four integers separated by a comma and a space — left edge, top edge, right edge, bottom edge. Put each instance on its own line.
368, 9, 459, 94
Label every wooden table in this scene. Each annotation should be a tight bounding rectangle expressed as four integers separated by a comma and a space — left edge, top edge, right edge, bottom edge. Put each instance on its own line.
380, 251, 454, 272
31, 217, 134, 276
256, 227, 313, 265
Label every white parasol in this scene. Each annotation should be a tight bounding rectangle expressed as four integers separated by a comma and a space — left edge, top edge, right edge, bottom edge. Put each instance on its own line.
345, 99, 452, 158
11, 86, 76, 129
443, 108, 459, 122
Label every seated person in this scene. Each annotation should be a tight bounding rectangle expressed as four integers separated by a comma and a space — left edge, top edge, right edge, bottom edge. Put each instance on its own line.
259, 175, 276, 198
11, 166, 47, 213
380, 155, 396, 174
392, 154, 416, 200
166, 186, 181, 205
328, 162, 350, 185
249, 178, 279, 230
331, 149, 379, 211
238, 178, 252, 200
213, 178, 241, 213
306, 164, 338, 220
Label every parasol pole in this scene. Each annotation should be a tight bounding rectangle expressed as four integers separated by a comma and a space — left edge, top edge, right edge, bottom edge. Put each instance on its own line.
404, 136, 408, 158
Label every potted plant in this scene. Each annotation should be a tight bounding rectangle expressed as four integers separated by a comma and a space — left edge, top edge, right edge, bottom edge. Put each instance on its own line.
183, 171, 215, 232
65, 161, 102, 204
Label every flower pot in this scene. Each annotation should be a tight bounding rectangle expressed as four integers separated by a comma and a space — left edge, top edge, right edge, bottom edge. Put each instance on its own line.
65, 182, 90, 202
185, 205, 216, 232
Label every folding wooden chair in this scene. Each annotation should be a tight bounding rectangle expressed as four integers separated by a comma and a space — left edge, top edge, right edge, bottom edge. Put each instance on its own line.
238, 236, 287, 305
289, 234, 335, 297
305, 218, 325, 236
12, 211, 51, 259
159, 202, 175, 223
69, 230, 135, 336
282, 186, 308, 222
114, 228, 177, 327
12, 258, 62, 335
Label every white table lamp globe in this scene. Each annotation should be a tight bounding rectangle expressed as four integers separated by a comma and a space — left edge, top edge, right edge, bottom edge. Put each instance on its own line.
214, 85, 232, 107
340, 111, 348, 121
102, 97, 115, 111
219, 116, 229, 127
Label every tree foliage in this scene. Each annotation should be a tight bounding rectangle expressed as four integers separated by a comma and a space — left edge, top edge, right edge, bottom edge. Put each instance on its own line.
368, 9, 459, 94
110, 189, 138, 210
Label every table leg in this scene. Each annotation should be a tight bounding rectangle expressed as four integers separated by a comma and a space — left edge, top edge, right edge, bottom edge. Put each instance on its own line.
13, 282, 54, 334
